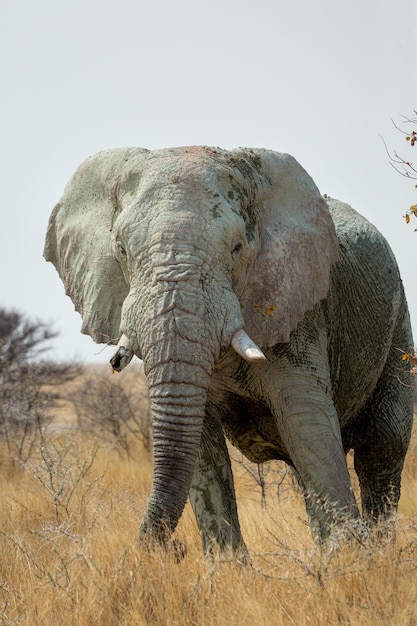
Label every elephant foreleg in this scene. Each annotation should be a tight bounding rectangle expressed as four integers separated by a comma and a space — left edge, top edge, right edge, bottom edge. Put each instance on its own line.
277, 388, 360, 539
189, 409, 248, 561
260, 345, 361, 540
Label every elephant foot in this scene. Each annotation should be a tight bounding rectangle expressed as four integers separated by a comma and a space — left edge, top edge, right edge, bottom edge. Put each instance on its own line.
314, 516, 370, 554
203, 541, 252, 566
228, 544, 252, 567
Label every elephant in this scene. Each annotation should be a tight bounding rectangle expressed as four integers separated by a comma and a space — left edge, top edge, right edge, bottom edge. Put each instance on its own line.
44, 146, 414, 557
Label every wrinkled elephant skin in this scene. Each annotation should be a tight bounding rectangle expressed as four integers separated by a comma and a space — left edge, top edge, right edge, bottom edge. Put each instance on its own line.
44, 146, 414, 556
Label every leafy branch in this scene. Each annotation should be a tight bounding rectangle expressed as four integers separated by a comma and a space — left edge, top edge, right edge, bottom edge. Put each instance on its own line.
401, 352, 417, 376
382, 110, 417, 228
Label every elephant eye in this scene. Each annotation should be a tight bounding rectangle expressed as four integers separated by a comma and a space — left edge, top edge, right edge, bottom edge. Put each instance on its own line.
232, 241, 243, 256
117, 241, 127, 258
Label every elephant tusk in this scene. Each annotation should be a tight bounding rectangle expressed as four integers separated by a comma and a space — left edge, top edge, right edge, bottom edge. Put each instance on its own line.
231, 329, 267, 362
110, 333, 134, 372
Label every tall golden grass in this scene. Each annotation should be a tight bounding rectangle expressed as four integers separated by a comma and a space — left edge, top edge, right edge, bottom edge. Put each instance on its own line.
0, 371, 416, 625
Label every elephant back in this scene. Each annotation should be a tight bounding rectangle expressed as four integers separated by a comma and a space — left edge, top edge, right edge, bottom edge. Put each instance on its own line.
323, 197, 413, 423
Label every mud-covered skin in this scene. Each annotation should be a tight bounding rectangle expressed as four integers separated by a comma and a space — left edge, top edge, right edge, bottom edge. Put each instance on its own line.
208, 201, 412, 465
191, 200, 413, 546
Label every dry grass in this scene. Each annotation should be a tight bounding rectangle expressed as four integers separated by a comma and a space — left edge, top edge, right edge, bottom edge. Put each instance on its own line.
0, 372, 416, 625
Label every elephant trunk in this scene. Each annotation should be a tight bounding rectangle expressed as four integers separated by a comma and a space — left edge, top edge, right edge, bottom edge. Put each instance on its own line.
140, 372, 210, 541
130, 287, 217, 542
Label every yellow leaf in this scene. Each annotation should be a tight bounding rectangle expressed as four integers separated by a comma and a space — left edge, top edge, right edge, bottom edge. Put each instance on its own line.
406, 136, 411, 141
254, 304, 277, 316
410, 204, 417, 217
405, 213, 410, 224
265, 305, 277, 316
402, 353, 410, 361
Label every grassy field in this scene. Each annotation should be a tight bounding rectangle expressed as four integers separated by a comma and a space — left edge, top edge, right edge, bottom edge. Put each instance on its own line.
0, 368, 416, 625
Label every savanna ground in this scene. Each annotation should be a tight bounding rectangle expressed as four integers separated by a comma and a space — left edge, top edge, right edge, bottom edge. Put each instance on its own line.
0, 365, 416, 626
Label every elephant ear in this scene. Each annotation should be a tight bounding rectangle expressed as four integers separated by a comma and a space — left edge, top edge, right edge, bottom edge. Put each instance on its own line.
43, 147, 149, 344
238, 149, 340, 346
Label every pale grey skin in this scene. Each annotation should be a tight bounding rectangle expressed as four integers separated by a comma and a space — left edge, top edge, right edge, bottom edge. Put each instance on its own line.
44, 146, 414, 556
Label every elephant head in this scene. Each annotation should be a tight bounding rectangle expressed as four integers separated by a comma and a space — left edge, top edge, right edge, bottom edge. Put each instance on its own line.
44, 146, 339, 543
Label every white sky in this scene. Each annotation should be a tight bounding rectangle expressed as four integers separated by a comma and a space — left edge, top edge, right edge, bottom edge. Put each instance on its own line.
1, 0, 416, 363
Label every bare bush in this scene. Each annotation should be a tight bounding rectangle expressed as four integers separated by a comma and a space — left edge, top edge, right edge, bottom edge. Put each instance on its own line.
0, 309, 80, 463
231, 450, 293, 509
31, 428, 102, 523
71, 368, 152, 455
